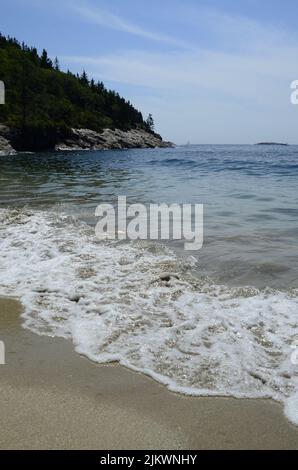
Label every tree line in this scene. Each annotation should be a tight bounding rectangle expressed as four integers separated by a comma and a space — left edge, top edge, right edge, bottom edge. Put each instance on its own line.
0, 33, 155, 150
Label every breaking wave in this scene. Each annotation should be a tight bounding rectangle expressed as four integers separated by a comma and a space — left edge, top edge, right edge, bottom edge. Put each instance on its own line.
0, 208, 297, 425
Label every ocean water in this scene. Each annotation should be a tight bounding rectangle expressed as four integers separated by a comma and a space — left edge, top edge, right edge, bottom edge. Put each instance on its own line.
0, 145, 298, 425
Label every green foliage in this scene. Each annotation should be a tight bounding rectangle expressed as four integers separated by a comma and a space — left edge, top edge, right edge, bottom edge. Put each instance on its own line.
146, 113, 155, 132
0, 33, 149, 150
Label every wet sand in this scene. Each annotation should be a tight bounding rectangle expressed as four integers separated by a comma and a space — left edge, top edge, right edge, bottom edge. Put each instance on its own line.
0, 297, 297, 450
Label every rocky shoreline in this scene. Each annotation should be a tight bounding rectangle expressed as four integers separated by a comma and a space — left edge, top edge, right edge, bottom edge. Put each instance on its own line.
55, 127, 174, 151
0, 125, 17, 156
0, 125, 174, 155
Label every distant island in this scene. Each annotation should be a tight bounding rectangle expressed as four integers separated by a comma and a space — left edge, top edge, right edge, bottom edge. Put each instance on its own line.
0, 33, 173, 154
255, 142, 289, 146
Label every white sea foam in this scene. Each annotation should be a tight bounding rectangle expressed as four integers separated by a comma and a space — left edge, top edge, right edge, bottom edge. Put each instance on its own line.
0, 208, 297, 425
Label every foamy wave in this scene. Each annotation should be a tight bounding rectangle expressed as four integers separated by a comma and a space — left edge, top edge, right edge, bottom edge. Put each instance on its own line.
0, 208, 297, 425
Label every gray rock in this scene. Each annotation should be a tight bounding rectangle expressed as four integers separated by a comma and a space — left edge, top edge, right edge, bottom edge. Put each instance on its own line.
69, 294, 81, 303
0, 125, 17, 156
0, 124, 174, 154
55, 127, 174, 151
159, 273, 180, 282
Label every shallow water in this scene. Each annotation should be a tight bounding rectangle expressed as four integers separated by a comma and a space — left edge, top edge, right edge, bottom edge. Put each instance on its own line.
0, 145, 298, 425
1, 145, 298, 288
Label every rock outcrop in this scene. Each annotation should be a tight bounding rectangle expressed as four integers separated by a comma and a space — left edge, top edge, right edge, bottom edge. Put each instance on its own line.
0, 125, 17, 156
0, 125, 173, 155
55, 128, 174, 151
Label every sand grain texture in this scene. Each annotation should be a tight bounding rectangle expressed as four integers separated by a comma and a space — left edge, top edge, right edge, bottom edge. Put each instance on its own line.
0, 298, 297, 450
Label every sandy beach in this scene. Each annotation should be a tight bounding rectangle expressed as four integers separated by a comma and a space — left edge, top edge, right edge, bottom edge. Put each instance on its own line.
2, 1, 298, 453
0, 297, 297, 450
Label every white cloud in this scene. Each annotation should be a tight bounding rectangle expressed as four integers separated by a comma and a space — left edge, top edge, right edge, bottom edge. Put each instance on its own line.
173, 5, 292, 51
59, 3, 298, 144
62, 44, 298, 99
69, 0, 191, 49
61, 44, 298, 143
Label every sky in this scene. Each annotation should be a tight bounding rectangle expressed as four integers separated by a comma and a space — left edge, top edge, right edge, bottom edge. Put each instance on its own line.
1, 0, 298, 144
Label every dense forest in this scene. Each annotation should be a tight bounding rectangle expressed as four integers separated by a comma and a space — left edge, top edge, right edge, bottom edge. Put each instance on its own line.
0, 33, 153, 150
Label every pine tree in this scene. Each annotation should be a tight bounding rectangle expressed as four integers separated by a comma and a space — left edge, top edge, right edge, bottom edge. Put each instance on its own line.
146, 114, 155, 131
80, 70, 89, 86
0, 32, 148, 150
40, 49, 53, 69
54, 57, 60, 71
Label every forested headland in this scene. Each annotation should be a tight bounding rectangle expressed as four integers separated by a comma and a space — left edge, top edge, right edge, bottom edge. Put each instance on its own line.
0, 33, 156, 151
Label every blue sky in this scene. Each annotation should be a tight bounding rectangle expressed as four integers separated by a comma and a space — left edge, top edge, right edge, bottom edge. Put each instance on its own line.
2, 0, 298, 143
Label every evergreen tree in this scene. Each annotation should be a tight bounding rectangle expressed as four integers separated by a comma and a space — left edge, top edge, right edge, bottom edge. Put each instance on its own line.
146, 114, 155, 131
0, 32, 149, 150
80, 70, 89, 86
40, 49, 53, 69
54, 57, 60, 71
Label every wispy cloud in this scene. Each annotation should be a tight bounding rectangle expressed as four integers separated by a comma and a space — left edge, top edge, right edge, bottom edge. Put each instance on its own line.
173, 5, 291, 51
69, 0, 191, 49
62, 42, 298, 99
57, 2, 298, 143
